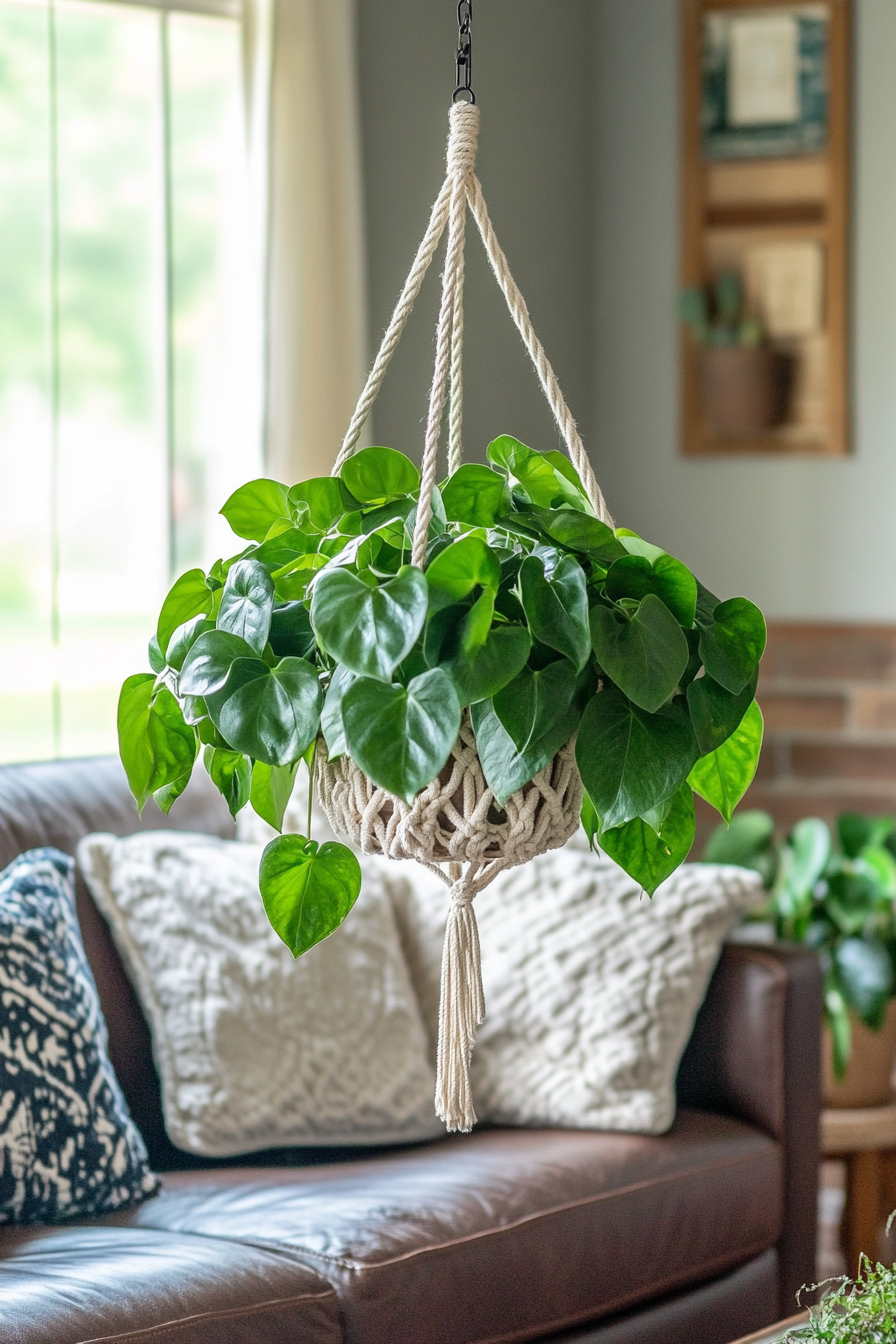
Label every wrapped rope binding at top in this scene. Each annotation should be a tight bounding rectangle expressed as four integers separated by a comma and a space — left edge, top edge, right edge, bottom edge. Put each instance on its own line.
318, 100, 606, 1132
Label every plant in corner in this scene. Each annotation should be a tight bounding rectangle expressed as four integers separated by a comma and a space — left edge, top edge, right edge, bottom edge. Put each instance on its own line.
783, 1228, 896, 1342
705, 810, 896, 1080
118, 435, 767, 959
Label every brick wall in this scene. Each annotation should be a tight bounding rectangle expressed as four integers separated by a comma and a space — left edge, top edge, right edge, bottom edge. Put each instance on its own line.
697, 624, 896, 843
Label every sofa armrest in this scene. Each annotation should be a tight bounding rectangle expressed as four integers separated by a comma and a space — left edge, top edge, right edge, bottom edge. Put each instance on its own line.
677, 941, 822, 1317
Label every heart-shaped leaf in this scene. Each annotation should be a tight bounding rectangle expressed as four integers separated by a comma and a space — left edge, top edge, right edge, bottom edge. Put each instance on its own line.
179, 630, 257, 697
698, 598, 767, 694
342, 668, 461, 804
288, 477, 357, 532
268, 601, 315, 659
493, 659, 578, 753
576, 687, 698, 831
442, 464, 508, 526
204, 745, 251, 818
260, 835, 362, 957
217, 558, 275, 655
605, 554, 697, 628
520, 553, 591, 670
310, 565, 428, 682
688, 700, 763, 823
536, 509, 626, 562
221, 478, 292, 542
214, 657, 323, 767
157, 569, 213, 657
118, 674, 197, 813
590, 595, 689, 712
320, 664, 357, 759
598, 782, 696, 896
471, 681, 588, 807
250, 760, 299, 832
340, 446, 420, 504
686, 671, 757, 755
446, 624, 532, 706
165, 616, 216, 672
426, 535, 500, 613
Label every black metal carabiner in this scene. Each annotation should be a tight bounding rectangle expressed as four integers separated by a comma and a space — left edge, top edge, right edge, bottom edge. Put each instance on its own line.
453, 0, 475, 104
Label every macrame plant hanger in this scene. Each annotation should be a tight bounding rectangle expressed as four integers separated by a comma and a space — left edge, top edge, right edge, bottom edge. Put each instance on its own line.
319, 1, 615, 1133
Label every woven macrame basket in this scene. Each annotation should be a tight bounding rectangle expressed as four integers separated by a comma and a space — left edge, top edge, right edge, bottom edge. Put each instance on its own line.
317, 101, 615, 1133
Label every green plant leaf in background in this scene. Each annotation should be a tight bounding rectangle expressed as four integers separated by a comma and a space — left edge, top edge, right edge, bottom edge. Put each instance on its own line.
249, 760, 298, 833
216, 558, 276, 655
604, 553, 697, 628
575, 688, 698, 831
118, 675, 197, 813
493, 658, 577, 754
441, 463, 508, 526
520, 553, 591, 670
688, 700, 764, 824
698, 597, 767, 694
834, 937, 894, 1031
425, 535, 500, 613
310, 565, 428, 681
342, 668, 461, 804
704, 809, 775, 868
590, 594, 689, 713
340, 445, 420, 504
220, 478, 292, 542
320, 665, 357, 760
157, 569, 213, 658
204, 746, 251, 818
259, 835, 362, 957
838, 813, 896, 860
215, 657, 323, 767
598, 783, 696, 896
686, 671, 756, 756
179, 630, 258, 697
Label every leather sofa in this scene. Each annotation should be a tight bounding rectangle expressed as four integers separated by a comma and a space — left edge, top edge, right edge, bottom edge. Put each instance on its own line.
0, 756, 822, 1344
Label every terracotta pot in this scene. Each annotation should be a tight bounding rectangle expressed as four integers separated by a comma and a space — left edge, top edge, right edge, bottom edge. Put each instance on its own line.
698, 346, 791, 436
823, 998, 896, 1109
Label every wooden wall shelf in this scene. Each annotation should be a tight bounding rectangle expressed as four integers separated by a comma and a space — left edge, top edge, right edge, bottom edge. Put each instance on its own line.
680, 0, 851, 457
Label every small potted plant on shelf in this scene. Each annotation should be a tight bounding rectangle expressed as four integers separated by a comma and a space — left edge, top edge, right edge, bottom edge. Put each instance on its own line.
705, 811, 896, 1107
680, 270, 789, 436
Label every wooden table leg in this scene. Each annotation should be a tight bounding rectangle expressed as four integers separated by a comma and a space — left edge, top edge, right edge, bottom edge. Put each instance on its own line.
842, 1149, 882, 1274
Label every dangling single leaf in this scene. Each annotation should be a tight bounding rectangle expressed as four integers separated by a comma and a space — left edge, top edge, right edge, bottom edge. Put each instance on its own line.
698, 597, 767, 694
342, 668, 461, 804
259, 835, 362, 957
220, 478, 292, 542
204, 746, 251, 818
250, 760, 299, 832
597, 783, 695, 896
493, 659, 578, 753
520, 553, 591, 670
157, 569, 213, 658
214, 657, 323, 767
590, 595, 689, 713
310, 565, 428, 682
216, 559, 276, 656
688, 700, 764, 823
118, 675, 197, 813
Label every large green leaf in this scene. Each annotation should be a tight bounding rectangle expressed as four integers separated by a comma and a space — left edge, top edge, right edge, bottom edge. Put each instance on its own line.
157, 570, 213, 658
320, 664, 357, 760
340, 446, 420, 504
268, 601, 315, 659
834, 937, 894, 1030
220, 478, 292, 542
604, 554, 697, 628
425, 535, 500, 613
310, 565, 428, 682
616, 530, 666, 565
698, 598, 767, 694
575, 688, 698, 830
493, 659, 577, 754
250, 760, 299, 832
216, 559, 275, 656
838, 813, 896, 860
590, 595, 689, 713
442, 464, 508, 526
471, 693, 584, 807
165, 616, 215, 672
535, 509, 626, 562
179, 630, 257, 697
250, 528, 315, 571
520, 553, 591, 670
488, 435, 589, 511
446, 624, 532, 706
260, 835, 362, 956
686, 671, 757, 755
204, 746, 251, 818
118, 674, 197, 813
215, 657, 323, 767
342, 668, 461, 804
288, 477, 357, 532
598, 783, 696, 896
688, 700, 764, 823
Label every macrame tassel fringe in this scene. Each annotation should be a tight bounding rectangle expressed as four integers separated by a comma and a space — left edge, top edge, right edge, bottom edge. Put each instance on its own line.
435, 878, 486, 1132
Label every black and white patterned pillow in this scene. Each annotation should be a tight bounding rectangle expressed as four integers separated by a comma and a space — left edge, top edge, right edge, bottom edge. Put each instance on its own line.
0, 848, 158, 1224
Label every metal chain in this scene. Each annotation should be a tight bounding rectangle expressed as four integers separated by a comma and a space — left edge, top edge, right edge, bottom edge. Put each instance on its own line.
454, 1, 474, 104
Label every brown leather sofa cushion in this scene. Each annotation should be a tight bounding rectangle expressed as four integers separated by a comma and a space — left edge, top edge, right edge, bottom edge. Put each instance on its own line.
117, 1111, 782, 1344
0, 1225, 340, 1344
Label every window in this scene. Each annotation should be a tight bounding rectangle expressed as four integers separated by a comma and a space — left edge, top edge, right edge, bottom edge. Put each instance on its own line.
0, 0, 259, 764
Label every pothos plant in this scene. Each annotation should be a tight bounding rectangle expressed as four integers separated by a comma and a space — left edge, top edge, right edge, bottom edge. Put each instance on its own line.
118, 436, 767, 957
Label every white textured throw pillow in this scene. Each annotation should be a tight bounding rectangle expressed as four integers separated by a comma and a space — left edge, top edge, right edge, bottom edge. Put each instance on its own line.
388, 847, 763, 1135
78, 831, 441, 1156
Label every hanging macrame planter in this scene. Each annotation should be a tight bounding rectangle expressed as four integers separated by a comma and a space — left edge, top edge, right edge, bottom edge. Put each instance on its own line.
118, 4, 768, 1137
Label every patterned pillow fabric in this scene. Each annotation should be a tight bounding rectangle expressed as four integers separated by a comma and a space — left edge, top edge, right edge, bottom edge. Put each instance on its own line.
0, 848, 158, 1224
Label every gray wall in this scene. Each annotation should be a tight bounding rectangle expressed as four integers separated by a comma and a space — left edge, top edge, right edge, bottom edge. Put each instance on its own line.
357, 0, 596, 465
592, 0, 896, 622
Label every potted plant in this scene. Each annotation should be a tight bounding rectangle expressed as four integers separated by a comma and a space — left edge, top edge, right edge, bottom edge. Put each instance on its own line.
119, 435, 767, 955
706, 811, 896, 1106
783, 1229, 896, 1341
680, 270, 790, 435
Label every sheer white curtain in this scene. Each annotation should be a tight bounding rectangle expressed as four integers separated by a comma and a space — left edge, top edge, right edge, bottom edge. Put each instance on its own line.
242, 0, 368, 484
